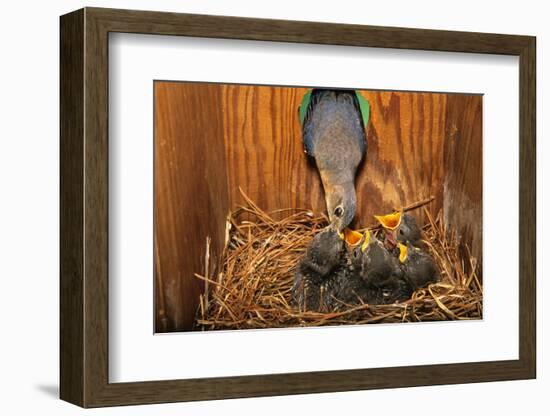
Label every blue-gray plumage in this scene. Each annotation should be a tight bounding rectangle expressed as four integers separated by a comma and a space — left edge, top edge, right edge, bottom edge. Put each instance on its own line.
301, 89, 367, 231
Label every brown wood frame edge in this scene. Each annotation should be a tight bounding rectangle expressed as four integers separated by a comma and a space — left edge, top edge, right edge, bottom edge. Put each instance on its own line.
60, 7, 536, 408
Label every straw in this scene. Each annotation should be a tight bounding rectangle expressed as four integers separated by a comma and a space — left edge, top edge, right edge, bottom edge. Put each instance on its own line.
194, 192, 482, 330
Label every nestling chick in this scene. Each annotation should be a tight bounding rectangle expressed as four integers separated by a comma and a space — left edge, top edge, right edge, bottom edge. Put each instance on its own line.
292, 228, 344, 311
322, 265, 368, 310
396, 214, 422, 246
300, 228, 344, 276
322, 229, 372, 307
398, 242, 439, 291
346, 230, 412, 304
300, 89, 368, 232
374, 211, 422, 250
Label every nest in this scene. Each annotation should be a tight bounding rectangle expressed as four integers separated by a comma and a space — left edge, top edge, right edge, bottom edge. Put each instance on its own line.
194, 193, 482, 330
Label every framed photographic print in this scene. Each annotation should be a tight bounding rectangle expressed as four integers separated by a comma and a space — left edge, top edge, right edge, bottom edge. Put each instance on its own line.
60, 7, 536, 408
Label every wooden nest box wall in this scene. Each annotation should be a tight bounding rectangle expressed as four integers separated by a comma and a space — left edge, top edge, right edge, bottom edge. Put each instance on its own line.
154, 82, 482, 332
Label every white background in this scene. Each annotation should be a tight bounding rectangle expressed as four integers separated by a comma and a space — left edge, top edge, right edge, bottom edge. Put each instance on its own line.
110, 35, 519, 382
0, 0, 546, 415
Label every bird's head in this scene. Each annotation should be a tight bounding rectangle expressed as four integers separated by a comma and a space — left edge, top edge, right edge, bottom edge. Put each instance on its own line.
374, 211, 402, 250
343, 228, 371, 271
326, 184, 356, 232
397, 214, 422, 246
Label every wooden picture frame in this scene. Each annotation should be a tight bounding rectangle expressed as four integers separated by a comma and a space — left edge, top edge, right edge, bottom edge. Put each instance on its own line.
60, 7, 536, 408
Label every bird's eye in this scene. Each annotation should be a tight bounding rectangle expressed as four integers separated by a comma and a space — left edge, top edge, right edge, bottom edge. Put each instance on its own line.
334, 207, 343, 218
399, 229, 404, 235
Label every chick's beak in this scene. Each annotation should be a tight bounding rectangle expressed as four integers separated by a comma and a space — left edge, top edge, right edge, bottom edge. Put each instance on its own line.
374, 211, 403, 230
375, 211, 402, 250
343, 228, 363, 246
360, 230, 371, 252
398, 243, 408, 263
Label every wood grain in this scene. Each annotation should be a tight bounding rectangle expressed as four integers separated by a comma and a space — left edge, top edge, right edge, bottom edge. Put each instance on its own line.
155, 82, 229, 331
83, 8, 110, 403
518, 38, 536, 374
222, 85, 325, 213
60, 7, 536, 408
444, 94, 483, 271
60, 8, 84, 406
355, 91, 447, 228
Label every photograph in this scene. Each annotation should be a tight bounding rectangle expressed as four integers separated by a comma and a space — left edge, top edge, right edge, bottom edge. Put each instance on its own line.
154, 81, 483, 333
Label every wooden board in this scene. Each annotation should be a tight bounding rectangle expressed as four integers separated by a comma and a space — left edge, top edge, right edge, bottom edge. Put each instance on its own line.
222, 85, 326, 215
444, 94, 483, 272
355, 91, 448, 228
154, 82, 229, 331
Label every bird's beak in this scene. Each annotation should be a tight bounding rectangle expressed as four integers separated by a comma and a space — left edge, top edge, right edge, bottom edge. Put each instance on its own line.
398, 243, 408, 263
360, 230, 371, 252
374, 211, 403, 230
330, 222, 345, 239
375, 212, 402, 250
342, 228, 363, 247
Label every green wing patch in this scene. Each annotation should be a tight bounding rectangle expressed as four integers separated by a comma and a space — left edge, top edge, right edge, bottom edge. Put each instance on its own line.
355, 91, 370, 128
298, 89, 313, 125
298, 89, 370, 129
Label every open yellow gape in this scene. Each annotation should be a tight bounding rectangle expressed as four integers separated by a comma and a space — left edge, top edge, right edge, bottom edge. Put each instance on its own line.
374, 211, 403, 230
398, 243, 408, 263
342, 228, 371, 252
343, 228, 363, 246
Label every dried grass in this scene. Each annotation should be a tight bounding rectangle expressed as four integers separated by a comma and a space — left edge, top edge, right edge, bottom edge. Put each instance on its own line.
194, 193, 482, 330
